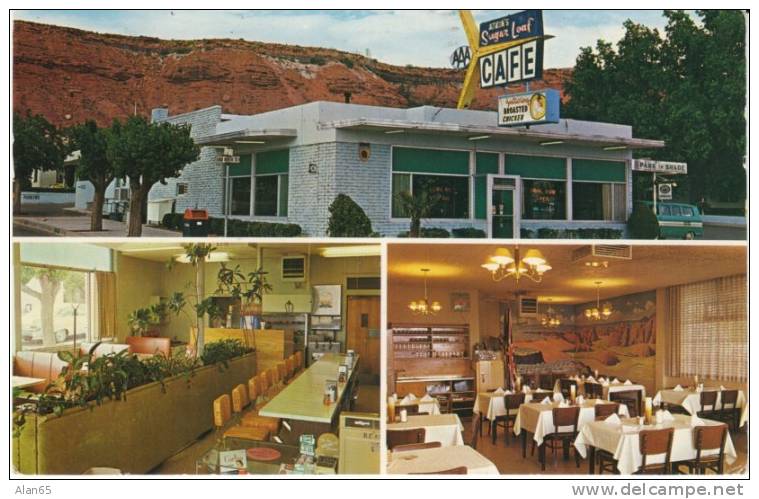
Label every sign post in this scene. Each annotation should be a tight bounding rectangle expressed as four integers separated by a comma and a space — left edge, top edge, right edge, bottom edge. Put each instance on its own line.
631, 160, 687, 211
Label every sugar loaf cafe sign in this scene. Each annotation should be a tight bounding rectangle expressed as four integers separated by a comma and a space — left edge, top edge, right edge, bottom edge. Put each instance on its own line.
456, 9, 553, 110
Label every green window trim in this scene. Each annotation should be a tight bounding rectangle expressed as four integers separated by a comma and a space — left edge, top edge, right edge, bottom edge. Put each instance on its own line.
278, 174, 289, 217
572, 159, 626, 182
474, 153, 499, 219
476, 152, 499, 175
228, 154, 252, 177
392, 147, 470, 175
505, 154, 566, 179
256, 149, 289, 175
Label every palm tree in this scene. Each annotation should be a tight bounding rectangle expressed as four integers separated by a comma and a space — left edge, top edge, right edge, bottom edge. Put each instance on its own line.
395, 188, 441, 238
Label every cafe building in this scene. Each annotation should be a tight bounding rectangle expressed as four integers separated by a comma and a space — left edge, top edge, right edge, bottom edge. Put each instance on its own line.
386, 242, 747, 474
12, 241, 381, 475
146, 101, 663, 238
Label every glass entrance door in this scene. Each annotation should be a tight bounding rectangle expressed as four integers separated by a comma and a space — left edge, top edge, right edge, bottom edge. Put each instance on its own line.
487, 175, 520, 239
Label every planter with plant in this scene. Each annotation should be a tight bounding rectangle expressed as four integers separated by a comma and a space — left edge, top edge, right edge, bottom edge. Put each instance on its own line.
215, 263, 272, 332
126, 302, 166, 337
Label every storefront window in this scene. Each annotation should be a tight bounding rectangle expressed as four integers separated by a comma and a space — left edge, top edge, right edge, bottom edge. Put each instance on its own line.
254, 175, 279, 216
522, 179, 566, 220
230, 176, 251, 216
392, 174, 469, 219
20, 266, 92, 350
572, 182, 626, 221
391, 173, 411, 218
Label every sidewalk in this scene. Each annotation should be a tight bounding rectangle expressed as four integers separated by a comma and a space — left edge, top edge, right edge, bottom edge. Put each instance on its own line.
14, 214, 180, 237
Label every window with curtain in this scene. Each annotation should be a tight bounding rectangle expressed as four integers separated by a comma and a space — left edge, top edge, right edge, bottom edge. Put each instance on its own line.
572, 182, 626, 221
19, 265, 96, 350
522, 179, 566, 220
669, 275, 747, 381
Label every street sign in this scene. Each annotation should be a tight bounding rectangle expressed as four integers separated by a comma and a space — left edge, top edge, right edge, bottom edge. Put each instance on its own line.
221, 155, 240, 164
657, 183, 673, 200
450, 45, 471, 69
479, 39, 543, 88
498, 89, 559, 127
479, 9, 544, 47
632, 159, 688, 174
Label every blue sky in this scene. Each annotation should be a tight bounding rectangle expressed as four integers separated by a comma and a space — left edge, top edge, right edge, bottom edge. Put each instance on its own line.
12, 9, 674, 68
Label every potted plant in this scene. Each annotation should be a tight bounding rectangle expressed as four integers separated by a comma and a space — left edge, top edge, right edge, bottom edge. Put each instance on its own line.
207, 302, 225, 328
216, 264, 272, 330
127, 303, 165, 337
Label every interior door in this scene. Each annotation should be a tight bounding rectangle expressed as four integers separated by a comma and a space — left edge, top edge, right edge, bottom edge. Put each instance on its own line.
346, 296, 380, 379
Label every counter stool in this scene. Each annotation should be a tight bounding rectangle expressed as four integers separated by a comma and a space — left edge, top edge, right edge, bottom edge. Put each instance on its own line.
231, 384, 250, 413
277, 363, 288, 384
248, 376, 260, 405
214, 394, 271, 443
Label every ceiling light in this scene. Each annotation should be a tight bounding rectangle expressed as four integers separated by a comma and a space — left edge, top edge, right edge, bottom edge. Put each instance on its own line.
522, 249, 547, 267
120, 246, 184, 253
408, 268, 441, 316
174, 252, 229, 263
540, 140, 564, 146
584, 281, 613, 321
320, 245, 381, 258
384, 129, 405, 135
482, 246, 551, 283
468, 135, 491, 141
490, 247, 514, 266
235, 140, 266, 144
603, 145, 627, 151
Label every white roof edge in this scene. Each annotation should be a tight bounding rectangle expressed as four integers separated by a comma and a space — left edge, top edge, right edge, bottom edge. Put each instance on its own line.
195, 128, 298, 145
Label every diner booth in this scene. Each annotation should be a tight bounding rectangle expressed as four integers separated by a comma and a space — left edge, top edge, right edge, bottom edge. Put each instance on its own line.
386, 243, 747, 475
12, 242, 381, 475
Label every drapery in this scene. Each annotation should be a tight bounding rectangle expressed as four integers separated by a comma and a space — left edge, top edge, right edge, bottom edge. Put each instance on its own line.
94, 271, 116, 340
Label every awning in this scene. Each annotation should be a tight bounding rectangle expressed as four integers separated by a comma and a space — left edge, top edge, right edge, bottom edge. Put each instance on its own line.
320, 118, 664, 150
196, 128, 297, 146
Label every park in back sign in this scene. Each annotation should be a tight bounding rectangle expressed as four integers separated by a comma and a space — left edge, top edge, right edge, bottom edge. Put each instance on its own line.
498, 89, 560, 127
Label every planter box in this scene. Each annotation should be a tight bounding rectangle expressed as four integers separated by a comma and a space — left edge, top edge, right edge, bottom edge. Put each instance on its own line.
13, 353, 256, 475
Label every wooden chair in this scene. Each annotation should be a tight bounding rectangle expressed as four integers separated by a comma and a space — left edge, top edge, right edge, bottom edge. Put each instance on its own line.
387, 428, 425, 450
248, 376, 260, 405
541, 406, 581, 471
493, 393, 525, 445
294, 351, 303, 371
538, 373, 554, 391
392, 442, 441, 452
584, 382, 603, 399
470, 414, 481, 450
285, 357, 295, 379
594, 402, 621, 420
559, 379, 578, 399
213, 394, 270, 443
522, 373, 537, 390
675, 424, 728, 474
637, 427, 674, 474
717, 390, 740, 431
435, 393, 452, 414
269, 367, 280, 390
412, 466, 467, 475
231, 384, 250, 413
394, 404, 420, 416
259, 370, 271, 397
698, 391, 719, 419
610, 390, 641, 417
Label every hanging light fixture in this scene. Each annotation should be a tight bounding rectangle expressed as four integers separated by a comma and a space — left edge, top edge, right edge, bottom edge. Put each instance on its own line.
540, 299, 561, 327
408, 268, 442, 316
584, 281, 613, 321
481, 247, 551, 283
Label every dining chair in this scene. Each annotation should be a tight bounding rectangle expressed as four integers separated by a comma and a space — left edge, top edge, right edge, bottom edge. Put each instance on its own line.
493, 393, 525, 445
538, 373, 554, 391
637, 427, 674, 474
436, 393, 452, 414
395, 404, 420, 416
541, 406, 581, 471
412, 466, 468, 475
717, 390, 739, 431
392, 442, 441, 452
674, 423, 729, 474
559, 379, 578, 399
610, 390, 640, 418
387, 428, 426, 450
698, 391, 719, 419
584, 382, 603, 399
470, 415, 481, 450
594, 402, 621, 420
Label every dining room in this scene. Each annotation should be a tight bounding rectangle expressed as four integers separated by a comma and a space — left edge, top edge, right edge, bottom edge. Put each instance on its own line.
385, 242, 747, 475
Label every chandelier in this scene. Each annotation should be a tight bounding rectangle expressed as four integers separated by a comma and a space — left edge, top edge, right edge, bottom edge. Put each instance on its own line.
481, 247, 551, 283
540, 299, 561, 327
584, 281, 613, 320
408, 268, 441, 315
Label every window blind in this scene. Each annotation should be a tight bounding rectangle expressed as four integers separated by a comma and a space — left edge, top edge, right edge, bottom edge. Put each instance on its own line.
671, 275, 747, 381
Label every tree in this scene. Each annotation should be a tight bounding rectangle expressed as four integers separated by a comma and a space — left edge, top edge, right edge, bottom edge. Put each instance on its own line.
394, 187, 441, 238
12, 112, 66, 214
20, 266, 65, 347
564, 11, 746, 207
106, 116, 200, 236
69, 120, 116, 231
327, 194, 373, 237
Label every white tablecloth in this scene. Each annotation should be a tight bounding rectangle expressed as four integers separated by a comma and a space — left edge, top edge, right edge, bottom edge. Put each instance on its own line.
387, 445, 499, 475
397, 398, 441, 415
653, 388, 746, 415
473, 389, 553, 421
554, 378, 646, 400
387, 414, 464, 447
514, 400, 630, 446
574, 414, 737, 475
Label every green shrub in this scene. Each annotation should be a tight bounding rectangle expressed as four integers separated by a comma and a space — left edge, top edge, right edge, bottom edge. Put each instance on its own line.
161, 212, 183, 231
627, 206, 660, 239
201, 339, 254, 369
204, 217, 302, 237
537, 228, 560, 239
208, 217, 225, 236
327, 194, 374, 237
397, 228, 450, 238
452, 228, 486, 238
520, 228, 535, 238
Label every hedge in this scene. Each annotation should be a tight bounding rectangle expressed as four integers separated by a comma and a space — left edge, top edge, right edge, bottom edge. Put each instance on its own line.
397, 227, 451, 238
160, 213, 302, 237
451, 228, 487, 238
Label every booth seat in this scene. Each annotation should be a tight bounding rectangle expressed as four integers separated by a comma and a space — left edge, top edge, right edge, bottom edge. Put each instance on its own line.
79, 342, 131, 358
125, 336, 171, 357
13, 351, 69, 393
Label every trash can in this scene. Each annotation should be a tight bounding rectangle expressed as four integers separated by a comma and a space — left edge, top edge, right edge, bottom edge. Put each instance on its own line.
182, 208, 209, 237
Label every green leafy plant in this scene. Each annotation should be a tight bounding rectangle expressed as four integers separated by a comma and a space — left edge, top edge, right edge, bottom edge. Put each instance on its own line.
394, 188, 442, 238
216, 264, 272, 311
126, 302, 166, 336
627, 205, 660, 239
200, 339, 254, 370
327, 194, 374, 237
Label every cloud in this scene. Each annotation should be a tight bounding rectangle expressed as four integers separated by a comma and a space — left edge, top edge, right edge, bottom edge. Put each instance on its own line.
12, 9, 670, 68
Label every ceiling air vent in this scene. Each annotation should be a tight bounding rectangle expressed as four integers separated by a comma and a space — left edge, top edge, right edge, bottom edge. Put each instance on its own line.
571, 244, 632, 263
281, 255, 306, 282
519, 297, 539, 317
346, 276, 380, 290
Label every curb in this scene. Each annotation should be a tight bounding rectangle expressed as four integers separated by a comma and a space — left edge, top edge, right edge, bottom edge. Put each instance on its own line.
13, 218, 74, 237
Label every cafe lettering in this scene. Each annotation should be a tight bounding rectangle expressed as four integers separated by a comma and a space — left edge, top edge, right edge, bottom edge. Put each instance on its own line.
479, 39, 543, 88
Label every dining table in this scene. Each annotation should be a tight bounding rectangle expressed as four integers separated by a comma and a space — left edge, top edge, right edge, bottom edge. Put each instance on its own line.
473, 388, 554, 442
556, 377, 647, 400
652, 387, 746, 415
387, 445, 499, 475
574, 414, 737, 475
387, 414, 464, 447
396, 396, 442, 415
